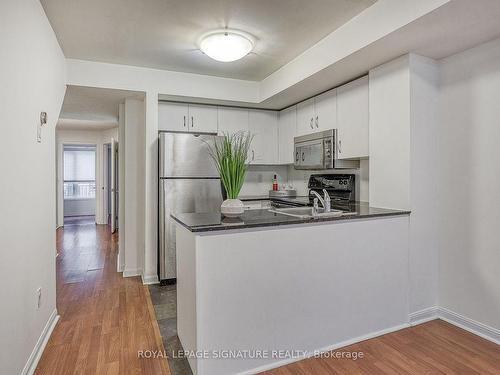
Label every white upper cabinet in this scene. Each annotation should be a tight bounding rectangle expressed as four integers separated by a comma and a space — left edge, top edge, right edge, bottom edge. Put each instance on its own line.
296, 98, 315, 136
188, 104, 218, 133
314, 89, 337, 132
296, 89, 336, 136
217, 107, 248, 136
248, 110, 278, 164
158, 102, 189, 131
159, 102, 218, 133
336, 76, 369, 159
278, 106, 297, 164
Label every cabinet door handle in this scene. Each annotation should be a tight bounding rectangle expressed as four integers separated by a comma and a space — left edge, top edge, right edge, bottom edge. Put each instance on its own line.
191, 116, 194, 128
338, 139, 342, 154
315, 116, 319, 128
252, 150, 255, 161
310, 118, 314, 129
302, 152, 305, 162
295, 151, 299, 162
183, 116, 186, 127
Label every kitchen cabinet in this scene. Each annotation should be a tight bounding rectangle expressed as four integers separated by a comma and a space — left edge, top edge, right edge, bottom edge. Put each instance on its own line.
217, 107, 248, 136
296, 98, 315, 136
248, 109, 278, 164
158, 102, 189, 131
278, 106, 297, 164
314, 89, 337, 131
336, 76, 369, 159
158, 102, 218, 133
296, 89, 337, 136
187, 104, 218, 133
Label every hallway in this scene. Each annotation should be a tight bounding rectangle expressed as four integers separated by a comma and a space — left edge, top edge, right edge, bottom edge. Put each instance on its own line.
35, 223, 170, 375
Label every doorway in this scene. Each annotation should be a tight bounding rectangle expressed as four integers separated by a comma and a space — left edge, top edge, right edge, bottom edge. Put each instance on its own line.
63, 144, 97, 225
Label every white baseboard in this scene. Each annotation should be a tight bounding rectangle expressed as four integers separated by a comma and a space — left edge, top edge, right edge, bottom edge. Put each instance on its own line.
408, 306, 499, 345
142, 274, 159, 285
116, 252, 124, 272
246, 307, 500, 375
21, 309, 59, 375
409, 306, 439, 326
239, 323, 410, 375
438, 307, 500, 345
123, 268, 142, 277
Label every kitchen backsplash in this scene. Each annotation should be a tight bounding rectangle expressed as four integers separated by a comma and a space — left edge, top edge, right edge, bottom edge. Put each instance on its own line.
241, 160, 369, 202
239, 165, 288, 197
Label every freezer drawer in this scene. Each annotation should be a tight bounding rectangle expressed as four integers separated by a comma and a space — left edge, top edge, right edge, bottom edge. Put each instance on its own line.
159, 178, 222, 280
159, 132, 221, 178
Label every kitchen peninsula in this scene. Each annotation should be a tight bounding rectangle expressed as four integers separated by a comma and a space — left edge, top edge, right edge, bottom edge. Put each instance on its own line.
173, 206, 411, 375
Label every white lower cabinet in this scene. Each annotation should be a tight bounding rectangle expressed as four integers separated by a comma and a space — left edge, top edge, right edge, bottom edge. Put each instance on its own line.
248, 110, 278, 164
278, 106, 297, 164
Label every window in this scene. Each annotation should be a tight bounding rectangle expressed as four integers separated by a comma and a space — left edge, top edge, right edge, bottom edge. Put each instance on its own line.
63, 147, 96, 200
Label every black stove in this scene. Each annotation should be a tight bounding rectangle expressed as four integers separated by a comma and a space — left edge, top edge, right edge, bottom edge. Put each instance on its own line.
270, 174, 356, 212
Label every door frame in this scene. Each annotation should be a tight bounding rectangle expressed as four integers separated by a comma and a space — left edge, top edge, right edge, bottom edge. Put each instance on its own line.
102, 143, 111, 226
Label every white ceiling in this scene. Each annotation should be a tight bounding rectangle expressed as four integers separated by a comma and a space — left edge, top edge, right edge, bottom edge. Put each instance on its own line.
40, 0, 376, 81
57, 86, 144, 130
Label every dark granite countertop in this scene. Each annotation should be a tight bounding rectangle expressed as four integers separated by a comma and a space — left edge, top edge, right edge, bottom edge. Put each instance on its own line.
171, 202, 410, 233
239, 195, 271, 201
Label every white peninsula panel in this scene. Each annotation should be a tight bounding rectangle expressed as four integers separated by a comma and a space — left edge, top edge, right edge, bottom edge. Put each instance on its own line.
176, 216, 410, 375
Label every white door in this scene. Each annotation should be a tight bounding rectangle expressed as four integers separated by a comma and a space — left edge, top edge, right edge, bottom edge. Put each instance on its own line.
158, 102, 189, 131
248, 110, 278, 164
337, 76, 369, 159
110, 138, 118, 233
296, 98, 315, 136
217, 107, 248, 136
188, 104, 218, 133
278, 106, 297, 164
314, 89, 337, 132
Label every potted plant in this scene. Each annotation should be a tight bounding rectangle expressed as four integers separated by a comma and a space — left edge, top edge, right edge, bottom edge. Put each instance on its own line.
207, 131, 253, 217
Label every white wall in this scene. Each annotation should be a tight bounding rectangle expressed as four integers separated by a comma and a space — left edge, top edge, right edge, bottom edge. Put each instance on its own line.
56, 127, 119, 226
64, 198, 95, 217
408, 54, 440, 314
369, 54, 440, 315
118, 103, 126, 272
0, 1, 66, 374
123, 98, 146, 277
438, 38, 500, 330
369, 55, 411, 210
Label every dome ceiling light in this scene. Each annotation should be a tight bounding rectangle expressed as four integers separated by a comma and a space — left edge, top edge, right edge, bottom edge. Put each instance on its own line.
198, 29, 254, 62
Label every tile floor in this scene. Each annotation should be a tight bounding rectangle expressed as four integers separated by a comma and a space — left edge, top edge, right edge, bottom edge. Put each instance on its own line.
149, 284, 193, 375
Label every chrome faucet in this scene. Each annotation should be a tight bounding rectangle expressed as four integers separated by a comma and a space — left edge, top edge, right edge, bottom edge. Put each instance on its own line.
310, 190, 331, 213
322, 189, 331, 213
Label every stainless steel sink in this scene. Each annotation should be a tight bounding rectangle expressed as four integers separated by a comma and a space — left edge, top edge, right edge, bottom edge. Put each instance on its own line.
268, 206, 345, 219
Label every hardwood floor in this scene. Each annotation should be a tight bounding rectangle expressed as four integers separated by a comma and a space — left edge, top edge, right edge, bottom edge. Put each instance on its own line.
35, 222, 170, 375
34, 221, 499, 375
261, 319, 500, 375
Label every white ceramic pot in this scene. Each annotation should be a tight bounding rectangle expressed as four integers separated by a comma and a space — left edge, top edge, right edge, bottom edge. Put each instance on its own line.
221, 199, 244, 218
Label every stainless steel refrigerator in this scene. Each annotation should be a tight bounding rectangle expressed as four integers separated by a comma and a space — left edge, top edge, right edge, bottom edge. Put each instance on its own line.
158, 132, 223, 282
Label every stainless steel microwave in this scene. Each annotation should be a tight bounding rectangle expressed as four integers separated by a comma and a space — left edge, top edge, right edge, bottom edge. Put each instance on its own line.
294, 129, 359, 170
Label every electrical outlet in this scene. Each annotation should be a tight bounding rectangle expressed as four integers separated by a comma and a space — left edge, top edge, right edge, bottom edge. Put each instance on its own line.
36, 287, 42, 309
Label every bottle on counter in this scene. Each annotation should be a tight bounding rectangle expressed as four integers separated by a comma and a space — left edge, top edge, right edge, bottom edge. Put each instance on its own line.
272, 174, 278, 191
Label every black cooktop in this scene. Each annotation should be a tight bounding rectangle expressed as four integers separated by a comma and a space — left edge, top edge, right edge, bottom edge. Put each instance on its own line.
271, 174, 357, 211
